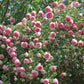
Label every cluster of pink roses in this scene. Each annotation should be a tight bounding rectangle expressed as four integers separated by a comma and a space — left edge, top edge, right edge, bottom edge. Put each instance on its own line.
0, 0, 83, 84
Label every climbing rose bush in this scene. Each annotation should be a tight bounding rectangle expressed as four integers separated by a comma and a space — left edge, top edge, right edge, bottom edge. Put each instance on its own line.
0, 1, 84, 84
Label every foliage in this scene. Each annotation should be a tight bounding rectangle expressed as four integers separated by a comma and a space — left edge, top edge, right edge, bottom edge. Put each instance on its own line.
0, 0, 84, 84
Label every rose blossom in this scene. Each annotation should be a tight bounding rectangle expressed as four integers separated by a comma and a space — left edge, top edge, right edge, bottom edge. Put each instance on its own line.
78, 40, 83, 46
33, 38, 39, 43
38, 11, 44, 17
10, 18, 15, 23
14, 59, 21, 66
35, 21, 41, 27
37, 53, 41, 57
41, 70, 46, 74
36, 63, 43, 71
0, 54, 4, 59
82, 28, 84, 34
65, 16, 71, 22
2, 36, 7, 41
24, 58, 29, 64
21, 42, 28, 48
43, 41, 48, 46
32, 70, 38, 77
13, 31, 20, 37
36, 42, 42, 48
31, 16, 35, 21
61, 72, 66, 78
27, 27, 31, 33
31, 11, 36, 16
44, 52, 51, 59
50, 66, 57, 71
59, 4, 65, 9
5, 28, 12, 35
31, 21, 36, 26
50, 22, 55, 29
52, 78, 59, 84
46, 12, 53, 19
0, 80, 3, 84
77, 30, 82, 35
68, 30, 73, 36
71, 39, 77, 45
24, 52, 28, 57
43, 79, 49, 84
29, 42, 34, 48
22, 18, 27, 22
82, 56, 84, 60
40, 79, 44, 83
52, 2, 58, 8
0, 25, 2, 29
26, 13, 31, 19
54, 9, 60, 14
58, 23, 64, 28
22, 36, 27, 41
45, 6, 52, 12
2, 65, 8, 71
50, 32, 56, 38
1, 44, 5, 49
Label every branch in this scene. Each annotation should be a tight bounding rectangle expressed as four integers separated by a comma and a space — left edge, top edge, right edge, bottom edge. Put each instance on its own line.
0, 0, 4, 6
14, 8, 27, 24
0, 0, 10, 23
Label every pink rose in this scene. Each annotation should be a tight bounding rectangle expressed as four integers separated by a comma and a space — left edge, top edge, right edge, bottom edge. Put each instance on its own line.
35, 21, 41, 27
46, 12, 53, 19
50, 66, 57, 71
38, 11, 44, 17
10, 18, 15, 23
21, 42, 28, 48
44, 52, 50, 59
27, 27, 31, 33
33, 38, 39, 43
31, 11, 36, 16
32, 70, 38, 77
71, 39, 77, 45
43, 41, 48, 46
61, 72, 66, 78
36, 63, 43, 71
58, 23, 64, 28
50, 22, 55, 29
22, 36, 27, 41
13, 31, 20, 37
31, 16, 35, 21
5, 28, 12, 35
65, 16, 71, 22
24, 58, 29, 64
36, 42, 42, 48
52, 2, 58, 8
0, 54, 4, 59
41, 70, 46, 74
78, 40, 83, 46
26, 13, 31, 19
45, 6, 52, 12
59, 4, 65, 9
54, 9, 60, 14
0, 80, 3, 84
68, 30, 73, 36
14, 59, 21, 66
52, 79, 59, 84
43, 79, 49, 84
29, 42, 34, 48
50, 32, 56, 38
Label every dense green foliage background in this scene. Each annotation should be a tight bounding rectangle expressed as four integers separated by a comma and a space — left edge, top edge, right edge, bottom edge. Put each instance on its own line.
0, 0, 84, 84
0, 0, 83, 25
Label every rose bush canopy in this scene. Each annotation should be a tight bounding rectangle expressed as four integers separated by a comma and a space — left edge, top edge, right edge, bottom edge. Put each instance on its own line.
0, 1, 84, 84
